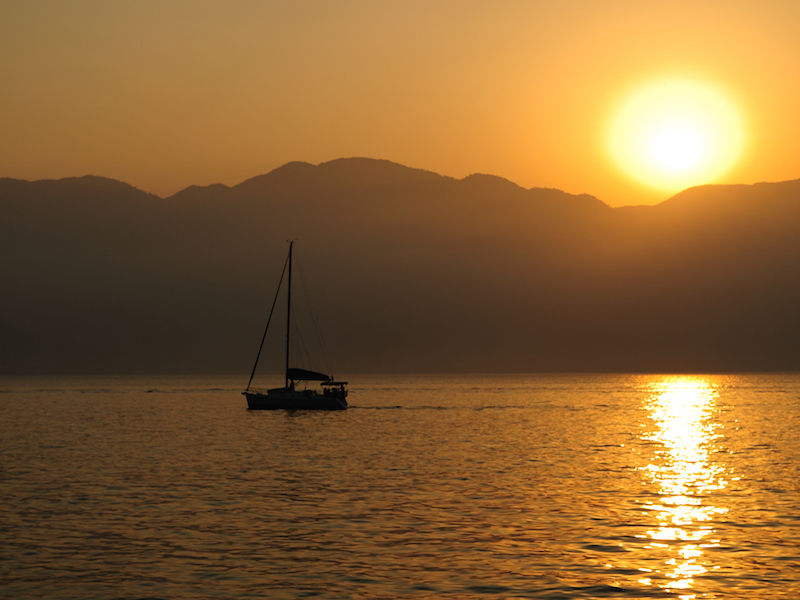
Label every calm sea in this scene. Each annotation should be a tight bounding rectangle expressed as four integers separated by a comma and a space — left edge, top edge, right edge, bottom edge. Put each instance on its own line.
2, 374, 800, 599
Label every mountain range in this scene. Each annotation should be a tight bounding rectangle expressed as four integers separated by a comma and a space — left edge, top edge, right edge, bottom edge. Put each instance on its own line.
2, 157, 800, 374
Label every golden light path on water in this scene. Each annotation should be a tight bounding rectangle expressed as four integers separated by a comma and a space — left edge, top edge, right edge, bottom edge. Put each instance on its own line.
637, 377, 733, 599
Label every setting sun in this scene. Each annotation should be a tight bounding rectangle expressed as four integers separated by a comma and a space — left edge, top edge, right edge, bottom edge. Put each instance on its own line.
609, 80, 745, 193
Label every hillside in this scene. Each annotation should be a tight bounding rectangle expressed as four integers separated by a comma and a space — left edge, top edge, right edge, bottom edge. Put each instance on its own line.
2, 159, 799, 374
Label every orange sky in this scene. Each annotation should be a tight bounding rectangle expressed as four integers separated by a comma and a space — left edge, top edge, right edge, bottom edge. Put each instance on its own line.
2, 1, 799, 206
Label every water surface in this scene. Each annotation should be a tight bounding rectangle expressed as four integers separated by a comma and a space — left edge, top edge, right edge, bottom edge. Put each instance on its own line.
2, 374, 800, 598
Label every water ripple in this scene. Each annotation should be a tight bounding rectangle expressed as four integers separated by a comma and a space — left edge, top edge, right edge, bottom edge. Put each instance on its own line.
2, 374, 800, 598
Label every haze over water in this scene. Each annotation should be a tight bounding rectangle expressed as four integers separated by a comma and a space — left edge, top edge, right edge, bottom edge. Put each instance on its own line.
3, 374, 800, 599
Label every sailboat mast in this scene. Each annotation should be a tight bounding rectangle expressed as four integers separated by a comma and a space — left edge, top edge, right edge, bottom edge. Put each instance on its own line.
285, 241, 293, 388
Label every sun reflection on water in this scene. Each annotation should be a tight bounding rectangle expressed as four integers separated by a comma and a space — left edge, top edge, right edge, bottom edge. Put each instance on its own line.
638, 376, 729, 597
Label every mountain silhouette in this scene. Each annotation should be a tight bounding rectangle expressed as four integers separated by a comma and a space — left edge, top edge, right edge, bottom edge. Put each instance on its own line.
2, 158, 799, 374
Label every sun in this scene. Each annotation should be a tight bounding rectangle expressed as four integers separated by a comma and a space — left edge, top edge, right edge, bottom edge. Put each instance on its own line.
609, 79, 745, 193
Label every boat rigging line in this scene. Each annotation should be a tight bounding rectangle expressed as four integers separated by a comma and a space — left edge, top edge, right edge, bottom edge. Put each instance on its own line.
245, 249, 290, 393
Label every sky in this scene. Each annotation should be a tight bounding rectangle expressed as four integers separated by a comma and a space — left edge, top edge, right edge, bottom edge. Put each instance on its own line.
2, 0, 800, 206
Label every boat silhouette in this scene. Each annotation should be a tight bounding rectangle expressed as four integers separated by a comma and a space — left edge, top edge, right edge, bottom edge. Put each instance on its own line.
243, 242, 348, 410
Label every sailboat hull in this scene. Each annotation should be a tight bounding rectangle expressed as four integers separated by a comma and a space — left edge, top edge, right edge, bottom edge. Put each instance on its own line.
243, 390, 347, 411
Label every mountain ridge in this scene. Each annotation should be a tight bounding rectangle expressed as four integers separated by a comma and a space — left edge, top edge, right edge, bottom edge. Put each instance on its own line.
2, 157, 800, 374
5, 157, 800, 211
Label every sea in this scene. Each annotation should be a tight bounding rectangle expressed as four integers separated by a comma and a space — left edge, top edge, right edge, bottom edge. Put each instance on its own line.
2, 374, 800, 599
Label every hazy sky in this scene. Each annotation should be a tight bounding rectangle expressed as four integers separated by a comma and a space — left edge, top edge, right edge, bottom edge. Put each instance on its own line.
2, 0, 799, 205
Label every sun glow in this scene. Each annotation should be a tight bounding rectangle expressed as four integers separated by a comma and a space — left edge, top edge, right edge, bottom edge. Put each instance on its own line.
638, 377, 729, 596
609, 80, 745, 192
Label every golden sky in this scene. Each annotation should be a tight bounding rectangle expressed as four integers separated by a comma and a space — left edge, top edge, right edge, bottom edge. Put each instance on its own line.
2, 0, 799, 206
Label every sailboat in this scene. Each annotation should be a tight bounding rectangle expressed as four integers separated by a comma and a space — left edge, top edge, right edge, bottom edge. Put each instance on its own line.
243, 242, 348, 410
